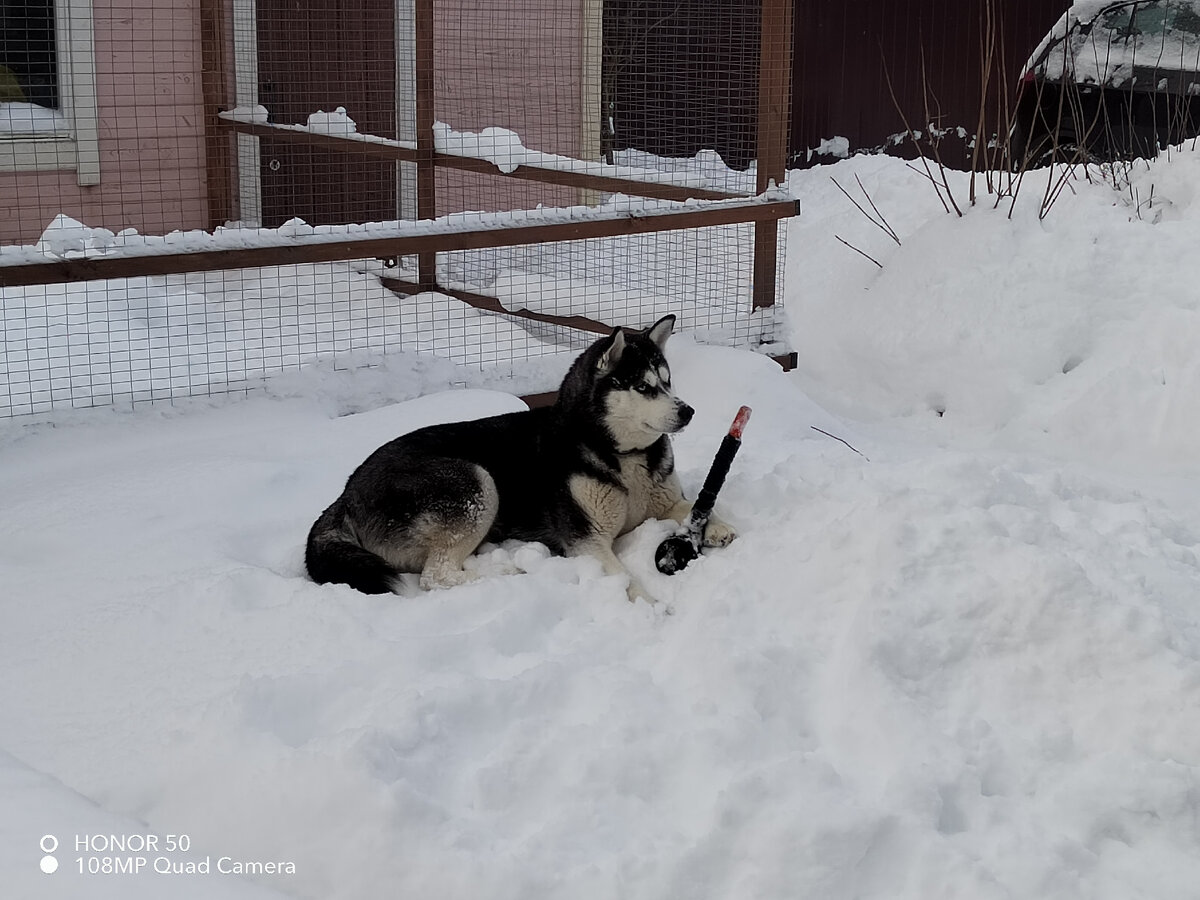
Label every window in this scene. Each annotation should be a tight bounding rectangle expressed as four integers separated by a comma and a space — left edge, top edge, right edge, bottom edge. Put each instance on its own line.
1124, 0, 1200, 81
1098, 4, 1137, 38
1129, 0, 1200, 37
0, 0, 99, 184
1172, 1, 1200, 36
0, 0, 57, 107
1131, 1, 1172, 36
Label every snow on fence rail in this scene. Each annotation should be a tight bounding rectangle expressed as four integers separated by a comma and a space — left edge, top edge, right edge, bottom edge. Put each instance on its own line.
218, 111, 745, 202
0, 194, 796, 287
0, 190, 793, 419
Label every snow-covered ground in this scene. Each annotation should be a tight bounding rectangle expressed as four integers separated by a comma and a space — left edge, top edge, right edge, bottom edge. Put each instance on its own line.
3, 149, 1200, 899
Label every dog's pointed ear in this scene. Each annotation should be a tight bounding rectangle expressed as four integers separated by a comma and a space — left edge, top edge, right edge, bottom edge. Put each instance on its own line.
597, 328, 626, 375
645, 314, 676, 350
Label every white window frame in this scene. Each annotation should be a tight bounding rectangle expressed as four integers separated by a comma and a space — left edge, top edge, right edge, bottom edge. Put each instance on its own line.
0, 0, 100, 185
232, 0, 261, 224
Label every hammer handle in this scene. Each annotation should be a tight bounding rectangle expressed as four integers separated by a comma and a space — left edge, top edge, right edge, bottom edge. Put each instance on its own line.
686, 405, 752, 531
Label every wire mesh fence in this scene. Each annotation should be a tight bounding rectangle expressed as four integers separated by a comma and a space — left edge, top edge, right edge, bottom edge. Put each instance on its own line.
0, 0, 793, 419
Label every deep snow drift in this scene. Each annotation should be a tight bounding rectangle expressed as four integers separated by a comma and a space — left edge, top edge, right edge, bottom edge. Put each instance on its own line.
3, 149, 1200, 899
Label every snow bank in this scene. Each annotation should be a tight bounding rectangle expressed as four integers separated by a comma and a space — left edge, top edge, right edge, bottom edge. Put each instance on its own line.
4, 144, 1200, 899
2, 335, 1199, 898
0, 751, 287, 899
786, 148, 1200, 472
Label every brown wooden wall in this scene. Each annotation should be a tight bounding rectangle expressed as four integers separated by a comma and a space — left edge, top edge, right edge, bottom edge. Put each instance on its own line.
792, 0, 1071, 168
255, 0, 398, 228
607, 0, 1071, 171
604, 0, 761, 170
252, 0, 587, 227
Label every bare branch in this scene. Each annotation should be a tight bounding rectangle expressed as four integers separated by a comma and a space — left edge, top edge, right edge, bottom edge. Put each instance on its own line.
880, 39, 952, 216
830, 176, 901, 245
810, 426, 870, 461
834, 235, 883, 268
855, 174, 901, 244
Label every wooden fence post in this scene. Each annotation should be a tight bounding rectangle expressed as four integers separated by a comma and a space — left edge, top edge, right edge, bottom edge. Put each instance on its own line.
415, 0, 437, 288
200, 0, 235, 229
753, 0, 794, 310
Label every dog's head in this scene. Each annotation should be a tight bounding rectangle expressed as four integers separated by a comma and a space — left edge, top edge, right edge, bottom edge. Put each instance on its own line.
592, 315, 694, 452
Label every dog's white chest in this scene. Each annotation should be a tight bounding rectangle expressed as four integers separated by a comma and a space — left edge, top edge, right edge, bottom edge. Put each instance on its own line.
617, 454, 659, 532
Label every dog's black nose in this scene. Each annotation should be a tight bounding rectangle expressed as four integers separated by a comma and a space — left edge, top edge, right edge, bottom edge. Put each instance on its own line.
678, 403, 694, 425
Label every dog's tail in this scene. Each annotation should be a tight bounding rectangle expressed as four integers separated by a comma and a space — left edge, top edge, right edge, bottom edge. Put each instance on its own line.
305, 500, 398, 594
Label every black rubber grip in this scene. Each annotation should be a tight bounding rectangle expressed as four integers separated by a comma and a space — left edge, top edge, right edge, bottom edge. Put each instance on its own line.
690, 433, 741, 523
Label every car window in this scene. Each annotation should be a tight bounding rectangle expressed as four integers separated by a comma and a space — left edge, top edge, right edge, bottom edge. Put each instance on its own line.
1172, 3, 1200, 34
1127, 0, 1200, 74
1067, 3, 1139, 83
1098, 5, 1136, 38
1036, 0, 1200, 81
1128, 0, 1200, 35
1065, 0, 1200, 84
1130, 2, 1171, 36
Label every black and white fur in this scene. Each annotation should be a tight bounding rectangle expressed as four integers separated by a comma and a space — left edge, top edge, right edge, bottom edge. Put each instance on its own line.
305, 315, 735, 601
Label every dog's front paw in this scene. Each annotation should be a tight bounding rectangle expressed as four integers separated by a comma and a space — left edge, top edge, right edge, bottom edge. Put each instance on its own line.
419, 568, 479, 591
702, 518, 737, 548
626, 576, 658, 605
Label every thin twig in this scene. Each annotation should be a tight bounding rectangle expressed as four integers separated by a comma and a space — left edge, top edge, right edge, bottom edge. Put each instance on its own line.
880, 40, 951, 215
919, 44, 962, 217
810, 426, 870, 461
856, 174, 901, 244
830, 176, 900, 245
834, 235, 883, 268
971, 0, 996, 202
905, 162, 944, 187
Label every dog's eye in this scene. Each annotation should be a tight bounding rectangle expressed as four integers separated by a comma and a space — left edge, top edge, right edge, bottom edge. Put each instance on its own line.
634, 383, 654, 394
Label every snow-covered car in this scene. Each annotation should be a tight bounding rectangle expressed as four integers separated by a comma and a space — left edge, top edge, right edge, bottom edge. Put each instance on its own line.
1013, 0, 1200, 163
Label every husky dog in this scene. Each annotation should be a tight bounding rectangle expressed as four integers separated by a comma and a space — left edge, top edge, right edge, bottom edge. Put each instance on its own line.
305, 315, 735, 601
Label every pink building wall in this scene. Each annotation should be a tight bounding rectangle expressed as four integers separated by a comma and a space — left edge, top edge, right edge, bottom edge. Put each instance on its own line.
433, 0, 589, 214
1, 0, 592, 244
1, 0, 208, 245
435, 0, 585, 158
